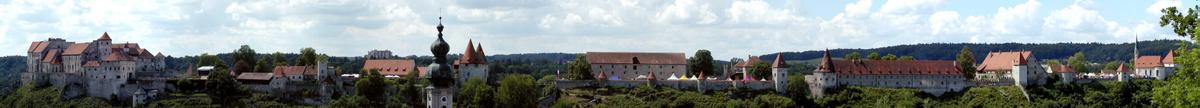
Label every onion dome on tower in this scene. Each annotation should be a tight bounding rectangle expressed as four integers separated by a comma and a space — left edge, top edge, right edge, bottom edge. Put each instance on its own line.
426, 17, 455, 87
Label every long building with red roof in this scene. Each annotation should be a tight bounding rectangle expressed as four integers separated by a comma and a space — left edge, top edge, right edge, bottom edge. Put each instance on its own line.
1133, 51, 1177, 80
808, 50, 968, 96
974, 51, 1048, 86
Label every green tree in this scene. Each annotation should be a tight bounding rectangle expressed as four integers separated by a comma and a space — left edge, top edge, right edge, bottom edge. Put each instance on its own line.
752, 95, 796, 108
1044, 60, 1062, 66
785, 75, 811, 104
496, 74, 539, 108
297, 48, 318, 66
457, 77, 494, 108
898, 55, 915, 61
882, 54, 898, 61
748, 61, 771, 80
844, 52, 861, 60
196, 53, 227, 70
1068, 52, 1090, 73
271, 52, 287, 66
396, 68, 425, 107
1154, 6, 1200, 107
1103, 61, 1121, 70
355, 69, 387, 106
957, 47, 976, 80
206, 67, 247, 107
233, 45, 257, 72
867, 52, 882, 60
688, 50, 715, 76
255, 58, 273, 72
564, 54, 594, 80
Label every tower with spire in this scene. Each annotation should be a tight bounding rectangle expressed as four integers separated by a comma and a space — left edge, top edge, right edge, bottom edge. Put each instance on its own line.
426, 17, 455, 108
456, 39, 489, 83
770, 54, 788, 93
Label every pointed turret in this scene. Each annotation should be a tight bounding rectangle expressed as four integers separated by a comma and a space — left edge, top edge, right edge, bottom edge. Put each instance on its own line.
98, 32, 112, 41
772, 54, 787, 68
816, 49, 835, 73
597, 71, 607, 80
476, 43, 486, 63
461, 39, 476, 64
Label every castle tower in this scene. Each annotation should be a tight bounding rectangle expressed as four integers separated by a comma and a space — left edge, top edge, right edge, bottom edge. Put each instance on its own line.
771, 54, 788, 93
811, 49, 838, 96
1010, 52, 1028, 86
426, 17, 456, 108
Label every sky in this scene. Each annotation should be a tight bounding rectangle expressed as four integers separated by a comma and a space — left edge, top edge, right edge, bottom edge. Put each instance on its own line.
0, 0, 1193, 60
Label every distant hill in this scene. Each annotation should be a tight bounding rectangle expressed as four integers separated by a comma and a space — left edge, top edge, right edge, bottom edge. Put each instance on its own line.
762, 40, 1192, 63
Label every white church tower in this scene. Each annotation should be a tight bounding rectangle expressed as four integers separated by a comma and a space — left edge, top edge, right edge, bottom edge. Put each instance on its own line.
426, 17, 455, 108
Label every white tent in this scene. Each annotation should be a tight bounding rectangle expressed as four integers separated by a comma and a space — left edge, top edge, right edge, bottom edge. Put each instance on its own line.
668, 74, 680, 80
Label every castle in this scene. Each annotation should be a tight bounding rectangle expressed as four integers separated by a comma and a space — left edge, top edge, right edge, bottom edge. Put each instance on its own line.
23, 32, 168, 101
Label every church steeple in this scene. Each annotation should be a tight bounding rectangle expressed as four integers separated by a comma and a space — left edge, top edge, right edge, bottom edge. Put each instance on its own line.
427, 17, 454, 87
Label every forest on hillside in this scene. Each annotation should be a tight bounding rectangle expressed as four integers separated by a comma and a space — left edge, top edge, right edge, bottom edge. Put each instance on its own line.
765, 39, 1190, 62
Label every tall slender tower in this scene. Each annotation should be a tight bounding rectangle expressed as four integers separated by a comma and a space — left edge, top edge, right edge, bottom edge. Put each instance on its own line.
426, 17, 455, 108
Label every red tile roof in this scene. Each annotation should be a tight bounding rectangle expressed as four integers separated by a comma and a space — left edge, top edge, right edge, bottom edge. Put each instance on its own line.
1163, 51, 1175, 64
63, 43, 90, 55
98, 32, 112, 41
1046, 64, 1075, 73
820, 60, 962, 75
1116, 63, 1130, 73
476, 43, 486, 62
817, 49, 835, 73
457, 40, 487, 64
273, 66, 316, 77
586, 52, 687, 65
236, 73, 274, 81
735, 56, 761, 67
977, 51, 1032, 72
29, 42, 50, 53
771, 54, 787, 68
1134, 55, 1163, 68
103, 51, 133, 61
42, 50, 62, 64
363, 59, 418, 76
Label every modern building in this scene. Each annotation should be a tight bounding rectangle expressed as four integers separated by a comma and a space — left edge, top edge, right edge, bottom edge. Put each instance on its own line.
365, 50, 393, 59
586, 52, 687, 80
975, 51, 1047, 86
1133, 51, 1176, 80
23, 32, 168, 100
808, 50, 968, 96
455, 39, 489, 82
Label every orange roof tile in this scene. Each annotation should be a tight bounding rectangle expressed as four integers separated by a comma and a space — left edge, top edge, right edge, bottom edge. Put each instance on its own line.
83, 61, 101, 67
42, 50, 61, 64
1046, 64, 1075, 73
587, 52, 687, 65
1163, 51, 1175, 64
736, 56, 761, 67
29, 42, 50, 53
771, 54, 787, 68
1134, 55, 1163, 68
977, 51, 1032, 72
98, 32, 112, 41
363, 59, 418, 76
63, 43, 90, 55
818, 60, 963, 75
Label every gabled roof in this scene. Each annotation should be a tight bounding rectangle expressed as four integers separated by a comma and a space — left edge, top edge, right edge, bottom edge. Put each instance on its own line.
363, 59, 418, 76
1134, 55, 1164, 68
1116, 63, 1130, 73
1046, 64, 1075, 73
236, 73, 274, 81
63, 43, 91, 55
977, 51, 1033, 72
818, 60, 963, 75
1164, 51, 1175, 64
273, 66, 315, 77
42, 50, 62, 64
28, 42, 50, 53
736, 56, 762, 67
586, 52, 687, 65
103, 51, 133, 61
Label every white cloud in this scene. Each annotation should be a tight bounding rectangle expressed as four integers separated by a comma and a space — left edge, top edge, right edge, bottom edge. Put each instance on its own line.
1147, 0, 1181, 15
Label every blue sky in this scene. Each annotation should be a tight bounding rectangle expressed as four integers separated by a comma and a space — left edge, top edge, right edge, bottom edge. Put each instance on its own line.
0, 0, 1191, 60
